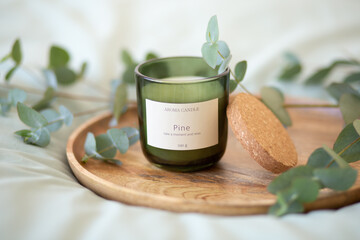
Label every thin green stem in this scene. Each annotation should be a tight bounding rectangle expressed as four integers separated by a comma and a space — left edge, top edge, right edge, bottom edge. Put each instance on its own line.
283, 103, 339, 108
217, 50, 252, 95
325, 137, 360, 168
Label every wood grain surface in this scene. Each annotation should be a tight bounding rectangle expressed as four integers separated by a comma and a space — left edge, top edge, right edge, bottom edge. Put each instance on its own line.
66, 100, 360, 216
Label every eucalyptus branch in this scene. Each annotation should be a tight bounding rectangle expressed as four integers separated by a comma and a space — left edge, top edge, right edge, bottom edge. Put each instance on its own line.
325, 137, 360, 168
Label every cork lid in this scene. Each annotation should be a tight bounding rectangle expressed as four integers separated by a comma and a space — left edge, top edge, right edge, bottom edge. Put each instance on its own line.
227, 93, 298, 173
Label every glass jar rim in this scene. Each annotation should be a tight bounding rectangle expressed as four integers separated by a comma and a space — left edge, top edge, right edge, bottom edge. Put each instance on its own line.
134, 56, 230, 84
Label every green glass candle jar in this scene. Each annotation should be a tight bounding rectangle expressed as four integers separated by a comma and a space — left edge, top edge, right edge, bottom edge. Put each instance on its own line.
135, 56, 229, 172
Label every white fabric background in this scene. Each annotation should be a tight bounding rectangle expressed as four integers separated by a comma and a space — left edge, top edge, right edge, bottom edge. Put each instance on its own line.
0, 0, 360, 239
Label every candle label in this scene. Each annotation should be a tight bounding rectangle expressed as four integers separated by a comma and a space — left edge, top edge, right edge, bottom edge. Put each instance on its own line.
146, 98, 218, 150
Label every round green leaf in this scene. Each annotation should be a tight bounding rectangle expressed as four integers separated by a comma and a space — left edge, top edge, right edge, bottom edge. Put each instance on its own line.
122, 64, 137, 84
30, 128, 51, 147
145, 52, 158, 60
121, 49, 134, 66
229, 79, 237, 93
326, 83, 359, 102
43, 69, 58, 89
201, 42, 218, 69
291, 177, 319, 203
49, 46, 70, 68
278, 52, 301, 81
344, 72, 360, 83
11, 39, 22, 64
59, 105, 73, 126
40, 109, 63, 132
305, 67, 332, 85
78, 62, 87, 78
333, 122, 360, 163
84, 132, 102, 158
261, 86, 292, 126
54, 67, 77, 85
307, 148, 334, 168
95, 134, 117, 159
122, 127, 140, 146
107, 128, 129, 154
8, 88, 27, 106
234, 61, 247, 82
32, 87, 56, 111
216, 41, 230, 65
339, 93, 360, 124
322, 145, 349, 168
218, 54, 231, 74
354, 120, 360, 136
314, 167, 357, 191
17, 102, 48, 128
5, 65, 18, 82
267, 166, 314, 194
206, 15, 219, 43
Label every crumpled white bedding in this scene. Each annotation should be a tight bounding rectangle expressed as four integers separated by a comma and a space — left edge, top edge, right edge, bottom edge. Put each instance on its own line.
1, 0, 360, 239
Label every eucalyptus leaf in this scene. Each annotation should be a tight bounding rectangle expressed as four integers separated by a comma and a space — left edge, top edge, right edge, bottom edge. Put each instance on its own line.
261, 86, 292, 126
43, 69, 58, 89
17, 102, 48, 128
5, 65, 18, 82
83, 132, 103, 159
305, 67, 331, 85
121, 49, 134, 66
27, 127, 51, 147
107, 128, 129, 154
59, 105, 73, 126
14, 129, 32, 138
229, 79, 237, 93
314, 167, 357, 191
344, 72, 360, 83
307, 148, 335, 168
216, 41, 230, 65
145, 52, 158, 61
40, 109, 63, 132
78, 62, 87, 78
32, 87, 56, 111
54, 66, 77, 85
354, 120, 360, 136
122, 64, 137, 84
201, 42, 218, 69
218, 54, 231, 74
339, 93, 360, 124
234, 61, 247, 82
326, 83, 359, 102
206, 15, 219, 43
291, 177, 319, 203
122, 127, 140, 145
8, 88, 27, 106
322, 145, 349, 168
11, 39, 22, 64
267, 166, 314, 194
278, 52, 302, 81
112, 83, 127, 123
95, 134, 117, 159
49, 46, 70, 68
1, 103, 11, 115
333, 122, 360, 163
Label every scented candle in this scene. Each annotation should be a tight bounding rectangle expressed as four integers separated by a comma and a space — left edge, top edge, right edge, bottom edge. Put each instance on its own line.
135, 56, 229, 171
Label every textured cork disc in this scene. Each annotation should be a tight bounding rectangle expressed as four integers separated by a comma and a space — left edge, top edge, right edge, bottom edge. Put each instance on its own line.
227, 93, 298, 173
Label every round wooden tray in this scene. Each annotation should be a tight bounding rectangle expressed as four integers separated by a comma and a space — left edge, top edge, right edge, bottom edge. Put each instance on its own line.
66, 102, 360, 216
